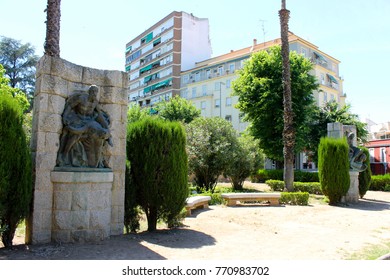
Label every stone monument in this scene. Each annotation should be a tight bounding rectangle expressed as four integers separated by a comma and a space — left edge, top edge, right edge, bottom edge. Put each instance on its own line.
26, 55, 128, 244
327, 122, 367, 203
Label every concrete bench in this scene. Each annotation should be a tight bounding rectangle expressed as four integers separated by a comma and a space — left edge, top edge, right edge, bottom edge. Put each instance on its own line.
221, 192, 281, 206
185, 195, 211, 216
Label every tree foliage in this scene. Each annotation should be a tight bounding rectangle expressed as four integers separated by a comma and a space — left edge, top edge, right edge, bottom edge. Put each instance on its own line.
224, 134, 264, 191
0, 36, 38, 101
156, 95, 200, 124
126, 117, 188, 231
127, 103, 151, 124
307, 100, 369, 163
186, 117, 237, 192
0, 93, 32, 247
318, 137, 350, 205
233, 46, 318, 162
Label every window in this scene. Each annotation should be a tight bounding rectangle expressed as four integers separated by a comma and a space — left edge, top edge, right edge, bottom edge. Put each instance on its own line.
320, 73, 325, 85
226, 79, 231, 88
195, 72, 200, 82
301, 48, 307, 57
229, 63, 235, 73
181, 88, 188, 99
380, 148, 386, 163
218, 66, 224, 76
192, 87, 197, 99
183, 74, 189, 84
324, 92, 328, 103
215, 99, 220, 108
202, 85, 207, 96
369, 148, 375, 163
225, 115, 232, 122
206, 69, 211, 78
226, 97, 232, 107
201, 101, 206, 110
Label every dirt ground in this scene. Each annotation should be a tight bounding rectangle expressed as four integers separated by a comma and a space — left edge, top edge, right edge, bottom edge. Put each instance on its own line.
1, 182, 390, 260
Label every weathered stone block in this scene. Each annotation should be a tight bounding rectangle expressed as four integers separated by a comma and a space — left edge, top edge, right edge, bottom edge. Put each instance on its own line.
90, 210, 111, 229
33, 190, 53, 211
51, 231, 70, 243
47, 94, 66, 114
35, 152, 57, 171
51, 57, 83, 83
35, 55, 52, 77
53, 191, 72, 210
39, 74, 69, 97
89, 190, 111, 210
39, 112, 62, 134
34, 172, 52, 191
53, 210, 71, 230
72, 191, 89, 211
71, 211, 89, 230
45, 132, 61, 154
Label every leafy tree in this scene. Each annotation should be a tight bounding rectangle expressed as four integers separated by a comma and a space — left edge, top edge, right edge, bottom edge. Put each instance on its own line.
44, 0, 61, 57
156, 95, 201, 123
126, 117, 188, 231
233, 46, 318, 163
307, 100, 369, 163
127, 103, 151, 123
318, 137, 350, 205
0, 93, 32, 247
186, 117, 237, 193
225, 135, 264, 191
0, 37, 39, 102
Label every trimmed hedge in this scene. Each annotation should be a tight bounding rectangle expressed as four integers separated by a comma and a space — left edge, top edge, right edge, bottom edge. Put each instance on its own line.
318, 137, 350, 205
266, 180, 322, 194
253, 169, 319, 183
280, 192, 309, 205
370, 174, 390, 191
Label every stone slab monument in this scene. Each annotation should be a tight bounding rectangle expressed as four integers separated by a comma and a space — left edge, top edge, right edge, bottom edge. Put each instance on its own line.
327, 122, 367, 203
26, 55, 128, 244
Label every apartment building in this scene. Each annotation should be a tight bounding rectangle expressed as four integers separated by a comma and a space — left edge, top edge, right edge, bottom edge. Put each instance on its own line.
125, 11, 212, 107
180, 32, 346, 133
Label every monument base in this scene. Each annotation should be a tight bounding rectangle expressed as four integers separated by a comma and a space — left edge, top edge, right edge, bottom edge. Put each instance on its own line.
51, 171, 113, 243
342, 171, 360, 204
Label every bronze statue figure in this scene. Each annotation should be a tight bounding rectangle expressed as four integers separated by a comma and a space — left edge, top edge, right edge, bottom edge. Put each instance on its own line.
56, 85, 113, 168
346, 131, 367, 172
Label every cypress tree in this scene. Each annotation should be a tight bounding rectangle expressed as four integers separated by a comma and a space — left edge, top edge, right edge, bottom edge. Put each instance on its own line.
126, 117, 188, 231
0, 94, 32, 247
318, 137, 350, 205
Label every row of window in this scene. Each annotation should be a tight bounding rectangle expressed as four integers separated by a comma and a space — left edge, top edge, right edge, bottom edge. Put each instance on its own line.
182, 59, 246, 85
181, 79, 232, 98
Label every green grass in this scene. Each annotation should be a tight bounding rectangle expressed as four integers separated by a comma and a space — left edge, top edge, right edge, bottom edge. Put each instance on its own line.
347, 240, 390, 260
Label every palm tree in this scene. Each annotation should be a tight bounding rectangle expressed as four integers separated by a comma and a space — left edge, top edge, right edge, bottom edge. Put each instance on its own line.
279, 0, 294, 191
44, 0, 61, 57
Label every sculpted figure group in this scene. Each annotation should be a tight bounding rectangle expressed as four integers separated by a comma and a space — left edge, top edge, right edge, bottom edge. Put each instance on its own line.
56, 85, 112, 168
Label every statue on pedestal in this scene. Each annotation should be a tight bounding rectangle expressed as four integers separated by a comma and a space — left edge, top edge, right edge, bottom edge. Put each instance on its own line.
346, 131, 367, 172
56, 85, 112, 168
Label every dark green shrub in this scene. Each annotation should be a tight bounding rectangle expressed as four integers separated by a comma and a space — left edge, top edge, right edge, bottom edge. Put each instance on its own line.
358, 147, 371, 198
280, 192, 309, 205
293, 182, 322, 194
126, 118, 188, 231
266, 180, 285, 191
124, 161, 141, 233
318, 137, 350, 205
266, 180, 322, 194
254, 169, 319, 183
0, 94, 32, 247
370, 174, 390, 191
294, 170, 319, 182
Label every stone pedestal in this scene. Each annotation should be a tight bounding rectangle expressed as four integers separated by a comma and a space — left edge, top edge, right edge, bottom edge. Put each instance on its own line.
51, 171, 113, 243
342, 171, 359, 204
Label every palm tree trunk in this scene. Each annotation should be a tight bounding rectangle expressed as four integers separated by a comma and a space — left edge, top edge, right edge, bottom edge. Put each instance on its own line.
279, 0, 295, 191
44, 0, 61, 57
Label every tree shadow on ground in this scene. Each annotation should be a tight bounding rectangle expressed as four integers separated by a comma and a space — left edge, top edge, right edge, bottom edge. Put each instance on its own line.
137, 228, 216, 249
0, 234, 166, 260
345, 198, 390, 212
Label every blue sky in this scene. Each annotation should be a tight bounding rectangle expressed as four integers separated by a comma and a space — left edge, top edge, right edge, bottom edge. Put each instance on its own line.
1, 0, 389, 124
